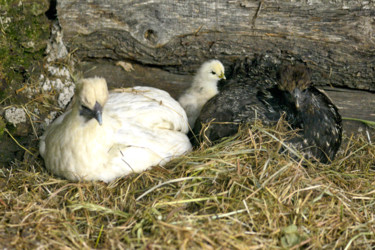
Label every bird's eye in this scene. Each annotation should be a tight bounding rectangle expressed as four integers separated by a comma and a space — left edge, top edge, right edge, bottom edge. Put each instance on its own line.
211, 71, 216, 75
81, 105, 92, 112
80, 105, 94, 118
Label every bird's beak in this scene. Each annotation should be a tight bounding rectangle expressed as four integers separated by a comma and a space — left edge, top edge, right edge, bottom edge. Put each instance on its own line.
293, 88, 302, 109
219, 72, 226, 80
93, 101, 103, 126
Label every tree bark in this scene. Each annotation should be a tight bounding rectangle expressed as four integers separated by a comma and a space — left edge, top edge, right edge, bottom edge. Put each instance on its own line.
57, 0, 375, 90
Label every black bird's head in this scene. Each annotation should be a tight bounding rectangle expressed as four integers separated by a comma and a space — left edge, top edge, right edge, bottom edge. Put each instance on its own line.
278, 64, 312, 109
78, 77, 109, 125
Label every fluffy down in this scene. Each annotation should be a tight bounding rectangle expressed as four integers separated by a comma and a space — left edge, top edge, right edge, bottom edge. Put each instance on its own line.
40, 77, 192, 182
178, 59, 225, 128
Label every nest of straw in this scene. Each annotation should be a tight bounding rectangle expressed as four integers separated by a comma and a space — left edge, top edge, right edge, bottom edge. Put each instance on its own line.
1, 122, 374, 249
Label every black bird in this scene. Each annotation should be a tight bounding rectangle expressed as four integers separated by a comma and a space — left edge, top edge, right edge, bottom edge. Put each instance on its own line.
194, 57, 342, 163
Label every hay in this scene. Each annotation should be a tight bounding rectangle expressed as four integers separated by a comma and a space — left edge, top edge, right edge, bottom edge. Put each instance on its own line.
1, 124, 375, 249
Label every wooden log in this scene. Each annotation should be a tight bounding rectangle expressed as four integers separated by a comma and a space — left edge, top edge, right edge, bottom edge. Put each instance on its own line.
57, 0, 375, 91
321, 87, 375, 141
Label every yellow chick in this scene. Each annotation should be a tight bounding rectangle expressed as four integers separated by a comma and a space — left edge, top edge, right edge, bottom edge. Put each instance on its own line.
40, 77, 192, 182
178, 60, 225, 128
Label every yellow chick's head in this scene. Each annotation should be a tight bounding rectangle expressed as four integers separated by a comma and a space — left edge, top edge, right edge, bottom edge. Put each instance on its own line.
77, 77, 109, 125
200, 59, 226, 81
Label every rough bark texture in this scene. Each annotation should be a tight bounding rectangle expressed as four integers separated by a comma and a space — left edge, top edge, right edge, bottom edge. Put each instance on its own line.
57, 0, 375, 90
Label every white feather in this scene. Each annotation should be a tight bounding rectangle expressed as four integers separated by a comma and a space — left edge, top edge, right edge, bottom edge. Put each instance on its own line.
40, 78, 192, 182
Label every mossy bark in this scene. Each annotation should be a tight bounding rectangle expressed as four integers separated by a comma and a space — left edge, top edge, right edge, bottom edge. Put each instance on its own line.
0, 0, 50, 102
0, 0, 50, 165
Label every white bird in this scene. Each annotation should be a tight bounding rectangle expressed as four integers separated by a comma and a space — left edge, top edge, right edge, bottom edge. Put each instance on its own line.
178, 59, 225, 128
40, 77, 192, 182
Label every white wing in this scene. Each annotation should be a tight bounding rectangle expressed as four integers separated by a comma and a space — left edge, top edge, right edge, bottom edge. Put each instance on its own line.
102, 86, 192, 177
106, 86, 189, 133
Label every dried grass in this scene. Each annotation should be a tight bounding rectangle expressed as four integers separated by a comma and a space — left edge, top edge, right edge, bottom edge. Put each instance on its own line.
1, 123, 375, 249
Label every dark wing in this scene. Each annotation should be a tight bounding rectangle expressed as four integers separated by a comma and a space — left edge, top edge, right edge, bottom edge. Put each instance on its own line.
291, 87, 342, 163
193, 82, 282, 144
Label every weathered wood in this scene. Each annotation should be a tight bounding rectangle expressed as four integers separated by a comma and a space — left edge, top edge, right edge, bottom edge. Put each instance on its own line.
321, 87, 375, 141
321, 87, 375, 122
78, 60, 192, 99
57, 0, 375, 90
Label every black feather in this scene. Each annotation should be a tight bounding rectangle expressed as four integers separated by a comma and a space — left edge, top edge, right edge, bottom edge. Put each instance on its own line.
194, 56, 342, 163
